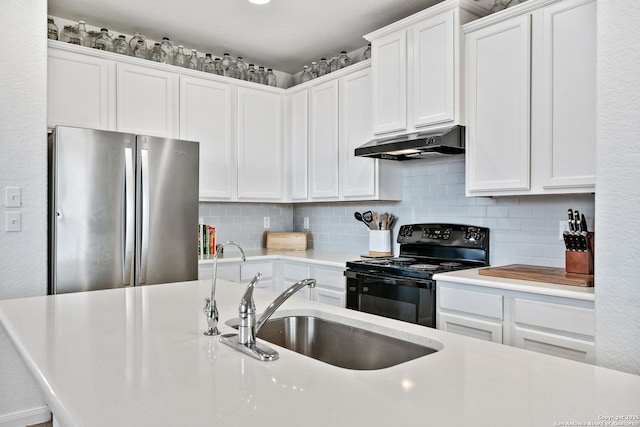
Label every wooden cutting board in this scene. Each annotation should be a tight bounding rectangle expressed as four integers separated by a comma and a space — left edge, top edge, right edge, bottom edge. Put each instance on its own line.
265, 232, 308, 251
478, 264, 594, 287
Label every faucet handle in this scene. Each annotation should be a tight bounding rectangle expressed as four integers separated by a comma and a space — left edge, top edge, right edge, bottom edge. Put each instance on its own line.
239, 272, 262, 315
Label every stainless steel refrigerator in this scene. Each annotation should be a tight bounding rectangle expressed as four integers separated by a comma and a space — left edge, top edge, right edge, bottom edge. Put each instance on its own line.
48, 126, 199, 294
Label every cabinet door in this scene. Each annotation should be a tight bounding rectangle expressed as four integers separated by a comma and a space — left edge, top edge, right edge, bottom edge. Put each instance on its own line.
309, 80, 339, 200
438, 312, 503, 343
48, 47, 116, 130
466, 15, 531, 194
236, 87, 283, 200
371, 30, 407, 135
289, 90, 309, 201
514, 325, 595, 364
532, 0, 596, 191
312, 287, 346, 308
340, 68, 376, 199
180, 76, 235, 200
116, 63, 179, 138
412, 9, 455, 127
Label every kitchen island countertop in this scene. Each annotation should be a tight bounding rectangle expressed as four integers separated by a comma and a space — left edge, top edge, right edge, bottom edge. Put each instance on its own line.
1, 279, 637, 427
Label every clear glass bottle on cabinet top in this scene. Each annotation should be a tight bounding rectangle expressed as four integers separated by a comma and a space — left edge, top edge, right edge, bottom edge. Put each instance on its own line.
131, 39, 148, 59
266, 68, 277, 87
235, 57, 248, 80
202, 53, 215, 73
173, 45, 188, 67
113, 35, 129, 55
148, 43, 166, 63
187, 49, 200, 70
47, 16, 58, 40
77, 21, 89, 47
159, 37, 174, 64
94, 28, 114, 52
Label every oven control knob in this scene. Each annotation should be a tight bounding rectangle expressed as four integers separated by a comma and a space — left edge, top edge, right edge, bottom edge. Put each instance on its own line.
362, 287, 369, 293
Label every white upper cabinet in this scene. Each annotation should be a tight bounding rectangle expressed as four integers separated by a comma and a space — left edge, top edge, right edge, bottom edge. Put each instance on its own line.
47, 45, 116, 130
309, 80, 340, 199
465, 0, 596, 196
365, 0, 487, 137
236, 87, 284, 200
287, 64, 402, 202
465, 14, 532, 193
411, 10, 455, 127
340, 68, 376, 199
116, 62, 179, 138
531, 0, 596, 191
370, 31, 407, 134
180, 76, 235, 200
288, 90, 309, 201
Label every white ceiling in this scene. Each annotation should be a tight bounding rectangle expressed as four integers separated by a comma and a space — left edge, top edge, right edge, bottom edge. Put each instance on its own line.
48, 0, 503, 74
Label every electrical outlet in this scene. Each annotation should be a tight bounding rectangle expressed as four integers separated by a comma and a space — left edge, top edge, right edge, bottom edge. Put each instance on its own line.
559, 220, 570, 240
6, 211, 21, 232
263, 216, 270, 229
303, 217, 309, 230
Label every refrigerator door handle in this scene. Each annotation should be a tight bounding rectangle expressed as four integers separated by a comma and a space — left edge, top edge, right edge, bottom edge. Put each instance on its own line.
123, 147, 135, 285
139, 149, 151, 284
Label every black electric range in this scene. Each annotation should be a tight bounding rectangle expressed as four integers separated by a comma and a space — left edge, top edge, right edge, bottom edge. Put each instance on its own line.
345, 223, 490, 327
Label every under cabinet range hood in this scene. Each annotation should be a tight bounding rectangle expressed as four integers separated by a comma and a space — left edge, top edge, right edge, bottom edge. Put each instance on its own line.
355, 126, 465, 160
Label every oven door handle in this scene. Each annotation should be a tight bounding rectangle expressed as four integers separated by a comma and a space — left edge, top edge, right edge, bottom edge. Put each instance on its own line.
345, 269, 433, 289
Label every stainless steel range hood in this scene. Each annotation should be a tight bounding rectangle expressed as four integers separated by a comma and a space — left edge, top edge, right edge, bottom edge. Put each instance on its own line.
355, 126, 465, 160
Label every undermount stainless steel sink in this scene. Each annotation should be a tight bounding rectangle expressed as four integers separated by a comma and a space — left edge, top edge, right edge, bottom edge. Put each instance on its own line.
253, 315, 439, 370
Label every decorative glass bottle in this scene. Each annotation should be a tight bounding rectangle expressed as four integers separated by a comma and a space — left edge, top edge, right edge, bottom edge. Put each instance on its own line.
310, 62, 319, 79
235, 57, 248, 80
113, 35, 129, 55
187, 49, 200, 70
337, 51, 352, 69
76, 21, 89, 47
300, 66, 311, 83
257, 66, 267, 84
129, 33, 146, 52
214, 58, 223, 75
329, 56, 339, 73
131, 39, 148, 59
159, 37, 174, 64
221, 53, 235, 77
47, 17, 58, 40
202, 54, 215, 73
362, 43, 371, 60
59, 25, 77, 44
317, 58, 329, 76
266, 68, 277, 87
148, 43, 167, 63
173, 45, 188, 67
86, 30, 101, 49
247, 64, 258, 83
94, 28, 114, 52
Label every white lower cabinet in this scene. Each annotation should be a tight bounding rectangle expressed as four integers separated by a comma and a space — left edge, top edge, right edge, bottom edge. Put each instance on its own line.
437, 280, 595, 363
281, 261, 346, 307
241, 261, 274, 291
198, 262, 241, 283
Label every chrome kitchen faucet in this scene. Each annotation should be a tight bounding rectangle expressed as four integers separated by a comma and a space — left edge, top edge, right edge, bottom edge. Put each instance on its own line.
203, 241, 246, 336
220, 277, 316, 361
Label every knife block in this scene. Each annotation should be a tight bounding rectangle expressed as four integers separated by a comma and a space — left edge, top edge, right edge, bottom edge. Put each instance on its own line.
565, 233, 594, 275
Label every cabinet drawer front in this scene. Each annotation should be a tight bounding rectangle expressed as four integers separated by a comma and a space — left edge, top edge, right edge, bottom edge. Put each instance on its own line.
314, 266, 345, 290
438, 312, 502, 343
284, 263, 312, 281
241, 262, 273, 280
216, 264, 241, 283
312, 287, 346, 308
514, 325, 595, 364
514, 298, 595, 337
439, 286, 503, 319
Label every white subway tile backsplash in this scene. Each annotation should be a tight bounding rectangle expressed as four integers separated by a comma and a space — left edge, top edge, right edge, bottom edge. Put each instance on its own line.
199, 158, 594, 266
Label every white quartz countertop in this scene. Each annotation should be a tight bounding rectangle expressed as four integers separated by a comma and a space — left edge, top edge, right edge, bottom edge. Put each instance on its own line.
1, 280, 637, 427
434, 267, 596, 301
198, 249, 360, 268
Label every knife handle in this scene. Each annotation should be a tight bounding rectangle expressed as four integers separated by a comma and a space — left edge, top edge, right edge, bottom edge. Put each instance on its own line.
567, 209, 575, 233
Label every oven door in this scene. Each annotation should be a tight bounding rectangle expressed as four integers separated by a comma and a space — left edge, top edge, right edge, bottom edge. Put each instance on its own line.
345, 269, 435, 328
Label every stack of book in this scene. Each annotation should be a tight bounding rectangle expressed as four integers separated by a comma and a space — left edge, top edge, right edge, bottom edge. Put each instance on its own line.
198, 224, 216, 256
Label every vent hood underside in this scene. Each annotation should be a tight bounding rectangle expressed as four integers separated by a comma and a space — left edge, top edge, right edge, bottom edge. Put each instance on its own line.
354, 126, 465, 160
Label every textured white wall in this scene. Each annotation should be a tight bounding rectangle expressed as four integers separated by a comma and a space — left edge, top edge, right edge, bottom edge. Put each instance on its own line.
595, 2, 640, 375
0, 0, 50, 425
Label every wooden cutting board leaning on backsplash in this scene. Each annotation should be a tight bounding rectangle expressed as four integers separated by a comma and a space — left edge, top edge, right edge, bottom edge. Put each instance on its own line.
265, 232, 308, 251
478, 264, 594, 287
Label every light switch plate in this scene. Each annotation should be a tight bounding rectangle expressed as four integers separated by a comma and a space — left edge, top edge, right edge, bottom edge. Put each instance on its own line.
5, 187, 21, 207
263, 217, 270, 229
6, 211, 21, 232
